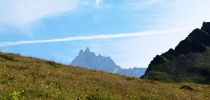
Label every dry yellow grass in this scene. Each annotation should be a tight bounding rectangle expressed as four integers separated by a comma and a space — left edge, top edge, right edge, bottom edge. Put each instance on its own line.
0, 52, 210, 100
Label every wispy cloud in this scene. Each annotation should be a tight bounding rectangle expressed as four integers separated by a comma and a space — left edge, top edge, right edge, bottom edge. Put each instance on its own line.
150, 0, 210, 30
96, 0, 102, 8
0, 30, 184, 47
129, 0, 162, 9
0, 0, 77, 30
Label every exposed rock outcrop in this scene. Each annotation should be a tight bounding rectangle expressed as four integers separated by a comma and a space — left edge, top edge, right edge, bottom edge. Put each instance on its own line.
142, 22, 210, 84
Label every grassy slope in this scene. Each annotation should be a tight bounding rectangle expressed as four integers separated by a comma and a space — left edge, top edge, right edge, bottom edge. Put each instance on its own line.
0, 52, 210, 100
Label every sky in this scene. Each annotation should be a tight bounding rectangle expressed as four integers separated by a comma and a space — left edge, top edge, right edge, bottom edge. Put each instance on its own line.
0, 0, 210, 68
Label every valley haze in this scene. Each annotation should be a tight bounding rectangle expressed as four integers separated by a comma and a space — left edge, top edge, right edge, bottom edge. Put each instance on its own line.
1, 0, 210, 68
0, 0, 210, 99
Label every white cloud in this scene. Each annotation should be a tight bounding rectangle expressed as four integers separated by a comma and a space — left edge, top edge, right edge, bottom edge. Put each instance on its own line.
0, 29, 184, 47
129, 0, 162, 9
128, 0, 210, 30
153, 0, 210, 30
0, 0, 77, 30
96, 0, 102, 8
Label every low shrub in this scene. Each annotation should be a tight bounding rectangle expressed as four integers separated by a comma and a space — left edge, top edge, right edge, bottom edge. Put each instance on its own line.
86, 94, 101, 100
143, 71, 175, 82
179, 85, 193, 91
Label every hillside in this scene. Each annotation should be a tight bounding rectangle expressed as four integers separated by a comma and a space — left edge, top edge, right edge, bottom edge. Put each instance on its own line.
142, 22, 210, 83
1, 52, 210, 100
71, 47, 146, 77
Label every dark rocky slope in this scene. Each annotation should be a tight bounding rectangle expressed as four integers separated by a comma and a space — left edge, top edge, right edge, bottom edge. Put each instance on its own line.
1, 52, 210, 99
142, 22, 210, 83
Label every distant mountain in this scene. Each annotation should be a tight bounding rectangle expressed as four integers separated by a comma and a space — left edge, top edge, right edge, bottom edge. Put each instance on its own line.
117, 67, 146, 77
1, 52, 210, 99
142, 22, 210, 83
71, 48, 121, 73
71, 47, 146, 77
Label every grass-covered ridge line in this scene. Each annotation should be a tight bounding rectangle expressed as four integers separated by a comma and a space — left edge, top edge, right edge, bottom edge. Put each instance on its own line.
0, 52, 210, 100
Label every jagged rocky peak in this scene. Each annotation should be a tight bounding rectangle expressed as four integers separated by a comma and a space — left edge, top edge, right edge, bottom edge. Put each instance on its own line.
142, 22, 210, 83
173, 28, 210, 55
79, 47, 96, 57
84, 47, 90, 53
201, 22, 210, 33
79, 50, 83, 55
71, 47, 120, 72
83, 47, 91, 54
174, 22, 210, 54
71, 47, 146, 77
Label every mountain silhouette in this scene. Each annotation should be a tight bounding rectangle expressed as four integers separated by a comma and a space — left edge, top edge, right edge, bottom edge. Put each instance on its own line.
142, 22, 210, 83
71, 47, 146, 77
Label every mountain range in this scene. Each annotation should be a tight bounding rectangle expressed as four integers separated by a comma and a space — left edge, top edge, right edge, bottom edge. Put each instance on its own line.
142, 22, 210, 83
1, 51, 209, 99
71, 47, 146, 77
1, 21, 210, 99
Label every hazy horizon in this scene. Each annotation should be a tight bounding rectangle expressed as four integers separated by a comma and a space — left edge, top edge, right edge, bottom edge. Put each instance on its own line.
0, 0, 210, 68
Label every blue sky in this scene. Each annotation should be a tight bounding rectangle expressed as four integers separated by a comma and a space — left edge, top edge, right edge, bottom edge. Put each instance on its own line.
0, 0, 210, 68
